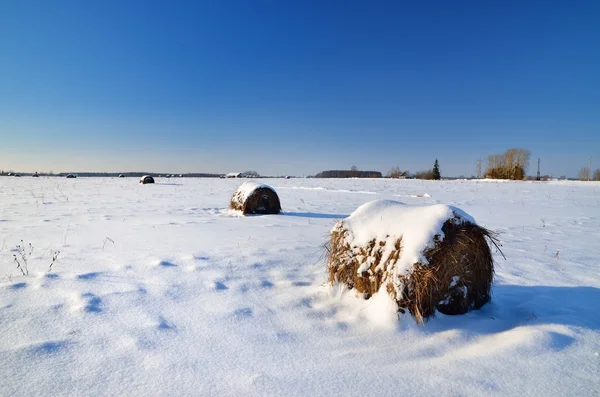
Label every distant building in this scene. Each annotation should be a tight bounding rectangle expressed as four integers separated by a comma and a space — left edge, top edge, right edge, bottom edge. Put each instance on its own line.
395, 171, 414, 179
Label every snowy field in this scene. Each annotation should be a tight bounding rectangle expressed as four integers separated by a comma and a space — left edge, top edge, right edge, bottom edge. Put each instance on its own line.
1, 177, 599, 396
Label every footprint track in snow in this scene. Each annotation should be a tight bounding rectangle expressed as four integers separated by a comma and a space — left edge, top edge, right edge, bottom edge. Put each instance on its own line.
157, 316, 176, 331
8, 282, 28, 290
76, 272, 104, 280
211, 280, 229, 291
27, 340, 72, 355
77, 292, 103, 313
260, 280, 274, 289
233, 307, 253, 318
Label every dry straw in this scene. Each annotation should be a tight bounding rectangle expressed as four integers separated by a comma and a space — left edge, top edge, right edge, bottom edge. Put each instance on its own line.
327, 216, 501, 324
140, 175, 155, 184
230, 183, 281, 215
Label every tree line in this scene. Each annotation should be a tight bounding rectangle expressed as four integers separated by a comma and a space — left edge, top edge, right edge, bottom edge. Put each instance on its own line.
578, 167, 600, 181
387, 159, 441, 180
315, 169, 383, 178
484, 148, 530, 180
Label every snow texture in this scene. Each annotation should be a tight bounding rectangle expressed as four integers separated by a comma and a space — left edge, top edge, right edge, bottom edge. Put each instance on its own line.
0, 177, 599, 396
340, 200, 476, 276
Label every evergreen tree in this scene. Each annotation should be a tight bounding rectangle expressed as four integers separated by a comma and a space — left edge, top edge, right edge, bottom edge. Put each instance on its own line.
432, 159, 441, 180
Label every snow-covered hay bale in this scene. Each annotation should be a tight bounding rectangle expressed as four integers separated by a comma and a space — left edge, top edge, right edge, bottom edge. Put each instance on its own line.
230, 182, 281, 215
139, 175, 155, 184
327, 200, 497, 323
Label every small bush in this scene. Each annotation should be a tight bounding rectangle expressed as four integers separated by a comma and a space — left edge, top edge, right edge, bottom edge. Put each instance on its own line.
414, 170, 434, 180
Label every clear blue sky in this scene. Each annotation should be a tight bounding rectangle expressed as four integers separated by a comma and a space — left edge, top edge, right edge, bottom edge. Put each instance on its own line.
1, 0, 599, 177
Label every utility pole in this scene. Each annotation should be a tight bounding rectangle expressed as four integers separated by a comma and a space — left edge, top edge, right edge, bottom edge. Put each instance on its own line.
536, 158, 541, 181
476, 158, 482, 179
589, 156, 592, 182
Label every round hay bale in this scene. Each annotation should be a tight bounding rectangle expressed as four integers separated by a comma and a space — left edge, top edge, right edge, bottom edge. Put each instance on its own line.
119, 174, 125, 178
66, 174, 76, 178
230, 181, 281, 215
327, 200, 499, 324
140, 175, 155, 184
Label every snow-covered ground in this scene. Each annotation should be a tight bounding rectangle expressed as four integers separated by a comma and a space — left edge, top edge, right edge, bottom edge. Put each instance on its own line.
1, 177, 598, 396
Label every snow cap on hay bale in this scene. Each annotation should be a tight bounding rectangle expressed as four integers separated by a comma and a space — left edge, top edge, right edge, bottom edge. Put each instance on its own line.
140, 175, 155, 184
230, 181, 281, 215
327, 200, 498, 324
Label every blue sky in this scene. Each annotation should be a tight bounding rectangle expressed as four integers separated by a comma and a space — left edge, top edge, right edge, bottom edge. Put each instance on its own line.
1, 0, 599, 177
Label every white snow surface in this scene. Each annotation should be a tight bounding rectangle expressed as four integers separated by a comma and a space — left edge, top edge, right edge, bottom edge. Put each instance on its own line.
1, 177, 599, 396
341, 200, 476, 276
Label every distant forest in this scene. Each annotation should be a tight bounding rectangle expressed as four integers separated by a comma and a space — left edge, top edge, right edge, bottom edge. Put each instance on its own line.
0, 171, 222, 178
315, 170, 382, 178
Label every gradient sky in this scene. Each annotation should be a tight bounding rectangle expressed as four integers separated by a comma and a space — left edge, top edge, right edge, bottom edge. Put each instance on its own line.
1, 0, 599, 177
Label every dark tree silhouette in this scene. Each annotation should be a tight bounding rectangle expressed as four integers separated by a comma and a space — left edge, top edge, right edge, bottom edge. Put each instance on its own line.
432, 159, 441, 180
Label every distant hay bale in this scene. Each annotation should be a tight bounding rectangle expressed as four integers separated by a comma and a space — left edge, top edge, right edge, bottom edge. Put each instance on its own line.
140, 175, 155, 184
66, 174, 76, 179
119, 174, 125, 178
327, 200, 499, 324
230, 182, 281, 215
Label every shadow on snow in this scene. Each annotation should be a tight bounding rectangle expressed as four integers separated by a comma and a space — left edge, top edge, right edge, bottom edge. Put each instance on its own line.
280, 212, 348, 219
421, 285, 600, 347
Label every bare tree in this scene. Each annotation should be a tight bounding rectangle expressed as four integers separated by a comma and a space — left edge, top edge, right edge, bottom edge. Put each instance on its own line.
594, 169, 600, 181
503, 148, 517, 175
387, 166, 402, 178
513, 148, 531, 179
485, 148, 530, 179
243, 170, 260, 177
578, 167, 591, 181
486, 154, 503, 178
